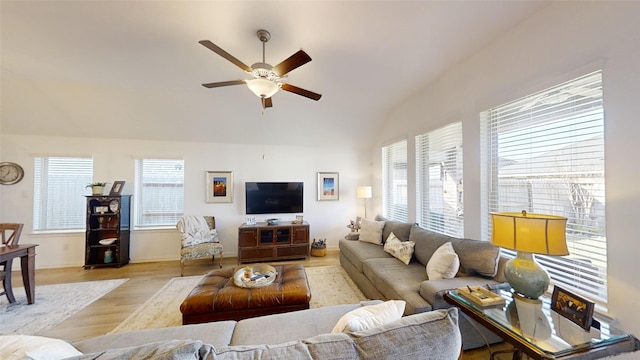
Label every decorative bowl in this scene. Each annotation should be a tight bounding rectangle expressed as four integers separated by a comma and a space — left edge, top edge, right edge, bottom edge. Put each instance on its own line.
233, 264, 277, 288
99, 238, 117, 245
266, 218, 279, 225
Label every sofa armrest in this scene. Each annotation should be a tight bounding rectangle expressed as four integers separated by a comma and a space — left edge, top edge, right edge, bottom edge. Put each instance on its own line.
419, 278, 503, 310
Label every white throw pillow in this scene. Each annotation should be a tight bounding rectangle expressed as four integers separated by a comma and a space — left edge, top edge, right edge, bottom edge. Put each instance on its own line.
426, 242, 460, 280
331, 300, 406, 333
358, 218, 385, 245
383, 232, 415, 265
0, 335, 83, 360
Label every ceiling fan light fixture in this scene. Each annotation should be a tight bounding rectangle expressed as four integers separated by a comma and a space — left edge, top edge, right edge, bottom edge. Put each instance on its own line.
246, 78, 279, 98
251, 63, 278, 81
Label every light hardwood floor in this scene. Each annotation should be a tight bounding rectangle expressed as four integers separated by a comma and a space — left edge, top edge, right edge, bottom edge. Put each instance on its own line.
11, 250, 507, 359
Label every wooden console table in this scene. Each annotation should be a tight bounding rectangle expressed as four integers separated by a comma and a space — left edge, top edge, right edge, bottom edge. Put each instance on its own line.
1, 244, 38, 304
445, 290, 640, 359
237, 221, 309, 263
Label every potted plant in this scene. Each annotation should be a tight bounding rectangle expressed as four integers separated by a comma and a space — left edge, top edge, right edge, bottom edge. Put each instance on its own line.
86, 182, 107, 195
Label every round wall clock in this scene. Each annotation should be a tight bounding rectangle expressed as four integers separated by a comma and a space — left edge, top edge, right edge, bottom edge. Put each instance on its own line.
0, 162, 24, 185
109, 199, 120, 212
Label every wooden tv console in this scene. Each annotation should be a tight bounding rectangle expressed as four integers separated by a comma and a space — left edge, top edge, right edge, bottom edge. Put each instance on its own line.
238, 221, 309, 263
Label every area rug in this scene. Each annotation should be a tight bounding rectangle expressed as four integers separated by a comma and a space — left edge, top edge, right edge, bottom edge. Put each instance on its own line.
111, 265, 366, 333
0, 278, 128, 335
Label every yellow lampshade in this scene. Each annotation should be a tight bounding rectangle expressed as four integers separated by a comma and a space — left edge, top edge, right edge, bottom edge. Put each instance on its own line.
490, 211, 568, 256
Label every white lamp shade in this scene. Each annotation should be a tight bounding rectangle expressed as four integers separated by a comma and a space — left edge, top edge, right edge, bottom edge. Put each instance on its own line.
356, 186, 372, 199
246, 78, 279, 98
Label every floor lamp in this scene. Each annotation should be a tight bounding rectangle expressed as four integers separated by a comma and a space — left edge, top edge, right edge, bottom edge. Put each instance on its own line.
356, 186, 372, 219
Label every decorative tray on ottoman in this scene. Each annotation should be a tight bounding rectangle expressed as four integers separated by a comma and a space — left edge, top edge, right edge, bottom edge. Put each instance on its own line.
233, 264, 278, 288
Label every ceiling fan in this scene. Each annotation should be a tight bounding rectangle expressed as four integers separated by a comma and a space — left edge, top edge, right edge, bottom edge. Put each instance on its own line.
200, 29, 322, 110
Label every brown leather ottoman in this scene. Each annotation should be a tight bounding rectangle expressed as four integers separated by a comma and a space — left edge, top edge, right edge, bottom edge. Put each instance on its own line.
180, 264, 311, 324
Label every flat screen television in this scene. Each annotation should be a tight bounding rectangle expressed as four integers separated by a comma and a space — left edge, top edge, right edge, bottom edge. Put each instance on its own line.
245, 182, 304, 215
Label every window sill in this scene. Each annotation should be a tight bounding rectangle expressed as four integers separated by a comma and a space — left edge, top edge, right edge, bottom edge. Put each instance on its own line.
133, 226, 176, 232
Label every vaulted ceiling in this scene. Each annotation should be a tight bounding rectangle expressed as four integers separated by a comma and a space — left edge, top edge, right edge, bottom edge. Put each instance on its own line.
1, 1, 549, 148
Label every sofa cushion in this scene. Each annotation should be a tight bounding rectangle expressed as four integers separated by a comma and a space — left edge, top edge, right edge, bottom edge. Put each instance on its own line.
359, 218, 385, 245
426, 242, 460, 280
0, 335, 82, 360
410, 226, 456, 267
205, 342, 313, 360
67, 340, 205, 360
331, 300, 406, 333
375, 214, 415, 243
409, 226, 500, 278
231, 303, 368, 345
451, 239, 500, 277
72, 321, 237, 353
362, 258, 432, 314
339, 238, 390, 273
308, 308, 461, 360
383, 232, 415, 265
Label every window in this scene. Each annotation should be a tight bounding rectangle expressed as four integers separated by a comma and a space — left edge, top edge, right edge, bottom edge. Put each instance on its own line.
481, 71, 607, 308
33, 157, 93, 232
416, 122, 463, 237
382, 139, 408, 222
134, 159, 184, 228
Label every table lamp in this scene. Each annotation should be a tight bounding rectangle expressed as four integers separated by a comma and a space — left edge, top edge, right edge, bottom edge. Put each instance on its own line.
490, 210, 568, 299
356, 186, 372, 219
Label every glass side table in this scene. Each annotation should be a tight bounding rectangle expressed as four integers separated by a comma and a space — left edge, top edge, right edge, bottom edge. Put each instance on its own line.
444, 289, 639, 359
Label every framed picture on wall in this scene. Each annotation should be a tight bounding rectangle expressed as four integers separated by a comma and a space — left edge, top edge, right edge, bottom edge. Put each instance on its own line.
317, 172, 339, 201
206, 171, 233, 203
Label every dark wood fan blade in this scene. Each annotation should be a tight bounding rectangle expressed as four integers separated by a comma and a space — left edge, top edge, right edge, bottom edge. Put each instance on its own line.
272, 50, 312, 76
199, 40, 251, 73
281, 83, 322, 101
202, 80, 246, 88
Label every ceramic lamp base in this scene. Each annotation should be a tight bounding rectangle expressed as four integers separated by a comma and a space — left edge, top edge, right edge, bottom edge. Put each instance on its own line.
505, 251, 549, 299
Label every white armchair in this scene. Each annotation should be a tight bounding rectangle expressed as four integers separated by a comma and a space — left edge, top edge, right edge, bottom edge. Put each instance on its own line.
176, 215, 223, 276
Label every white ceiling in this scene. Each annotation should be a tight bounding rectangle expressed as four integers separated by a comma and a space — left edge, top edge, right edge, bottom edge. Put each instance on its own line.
1, 1, 549, 148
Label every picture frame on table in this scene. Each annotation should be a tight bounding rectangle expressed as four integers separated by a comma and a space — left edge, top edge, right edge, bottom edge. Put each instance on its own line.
206, 171, 233, 203
551, 285, 595, 331
109, 181, 125, 195
317, 172, 339, 201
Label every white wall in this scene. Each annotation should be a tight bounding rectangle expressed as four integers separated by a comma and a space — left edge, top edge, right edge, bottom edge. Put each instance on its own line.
0, 135, 366, 269
372, 1, 640, 353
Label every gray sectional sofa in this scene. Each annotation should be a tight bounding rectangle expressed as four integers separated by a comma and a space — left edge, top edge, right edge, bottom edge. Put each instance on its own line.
64, 302, 462, 359
339, 215, 508, 350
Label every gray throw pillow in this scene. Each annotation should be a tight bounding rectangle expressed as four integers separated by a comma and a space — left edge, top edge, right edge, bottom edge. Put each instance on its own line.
375, 214, 416, 243
451, 238, 500, 278
409, 227, 500, 278
410, 227, 453, 267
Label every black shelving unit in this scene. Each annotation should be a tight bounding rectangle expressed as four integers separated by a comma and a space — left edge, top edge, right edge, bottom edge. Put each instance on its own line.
84, 195, 131, 269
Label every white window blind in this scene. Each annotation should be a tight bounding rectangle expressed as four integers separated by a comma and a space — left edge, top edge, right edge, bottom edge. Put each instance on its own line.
382, 139, 408, 222
480, 71, 607, 308
33, 157, 93, 232
416, 122, 463, 237
134, 159, 184, 228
